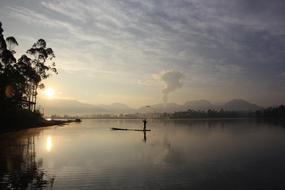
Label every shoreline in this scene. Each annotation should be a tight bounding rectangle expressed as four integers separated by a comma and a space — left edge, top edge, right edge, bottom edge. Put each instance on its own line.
0, 119, 80, 134
40, 119, 75, 127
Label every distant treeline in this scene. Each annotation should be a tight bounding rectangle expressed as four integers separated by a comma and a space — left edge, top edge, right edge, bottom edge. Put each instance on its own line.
255, 105, 285, 118
50, 105, 285, 120
171, 105, 285, 119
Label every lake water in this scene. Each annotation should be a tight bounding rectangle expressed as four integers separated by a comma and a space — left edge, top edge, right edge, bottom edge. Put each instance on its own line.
1, 119, 285, 190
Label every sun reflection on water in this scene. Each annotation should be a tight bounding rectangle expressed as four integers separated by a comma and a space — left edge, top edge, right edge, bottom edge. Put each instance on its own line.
46, 135, 52, 152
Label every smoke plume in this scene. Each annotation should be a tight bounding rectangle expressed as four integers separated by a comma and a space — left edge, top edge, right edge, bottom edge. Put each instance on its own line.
155, 71, 184, 103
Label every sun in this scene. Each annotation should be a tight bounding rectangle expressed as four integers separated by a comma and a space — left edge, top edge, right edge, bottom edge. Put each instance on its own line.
45, 87, 55, 99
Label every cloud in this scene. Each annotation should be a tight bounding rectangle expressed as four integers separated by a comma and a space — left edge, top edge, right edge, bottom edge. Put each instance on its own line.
215, 64, 244, 74
136, 79, 157, 87
1, 0, 285, 106
41, 1, 88, 23
154, 71, 184, 103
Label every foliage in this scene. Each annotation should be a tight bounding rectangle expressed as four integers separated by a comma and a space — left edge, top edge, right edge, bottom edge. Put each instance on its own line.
170, 106, 285, 119
0, 21, 57, 110
255, 105, 285, 118
171, 109, 246, 119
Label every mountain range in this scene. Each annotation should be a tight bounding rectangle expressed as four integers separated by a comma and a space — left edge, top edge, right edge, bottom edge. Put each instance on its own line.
38, 98, 262, 116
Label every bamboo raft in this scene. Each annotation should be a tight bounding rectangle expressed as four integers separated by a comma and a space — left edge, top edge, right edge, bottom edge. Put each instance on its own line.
111, 127, 151, 131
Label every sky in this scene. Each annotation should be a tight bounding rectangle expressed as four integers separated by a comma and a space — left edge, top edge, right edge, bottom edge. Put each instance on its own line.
0, 0, 285, 107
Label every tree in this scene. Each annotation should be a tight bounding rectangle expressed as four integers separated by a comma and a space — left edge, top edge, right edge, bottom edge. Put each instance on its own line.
23, 39, 57, 110
0, 22, 21, 108
0, 21, 57, 111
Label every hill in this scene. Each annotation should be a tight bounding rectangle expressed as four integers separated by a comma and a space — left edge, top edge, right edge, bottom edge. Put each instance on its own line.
222, 99, 261, 111
38, 98, 262, 115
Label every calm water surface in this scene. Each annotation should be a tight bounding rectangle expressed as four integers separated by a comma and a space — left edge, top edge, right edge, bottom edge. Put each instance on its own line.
1, 119, 285, 190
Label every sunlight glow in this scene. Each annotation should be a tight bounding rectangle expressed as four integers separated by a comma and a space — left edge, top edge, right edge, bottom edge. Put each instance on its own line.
45, 87, 55, 99
46, 135, 53, 152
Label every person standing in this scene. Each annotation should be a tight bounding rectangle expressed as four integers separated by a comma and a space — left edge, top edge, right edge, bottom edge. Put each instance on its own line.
143, 119, 147, 130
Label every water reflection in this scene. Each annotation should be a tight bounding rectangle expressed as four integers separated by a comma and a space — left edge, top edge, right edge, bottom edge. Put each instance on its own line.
1, 119, 285, 190
0, 130, 55, 190
143, 131, 147, 143
162, 136, 184, 164
46, 136, 52, 152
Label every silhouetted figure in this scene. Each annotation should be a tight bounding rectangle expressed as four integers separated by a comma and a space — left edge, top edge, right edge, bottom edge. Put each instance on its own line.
143, 119, 147, 130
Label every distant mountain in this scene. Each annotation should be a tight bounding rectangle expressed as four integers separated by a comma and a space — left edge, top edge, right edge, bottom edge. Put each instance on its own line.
97, 103, 135, 113
38, 99, 134, 116
38, 98, 262, 115
38, 99, 105, 115
183, 100, 214, 111
140, 99, 262, 113
222, 99, 261, 111
138, 103, 183, 113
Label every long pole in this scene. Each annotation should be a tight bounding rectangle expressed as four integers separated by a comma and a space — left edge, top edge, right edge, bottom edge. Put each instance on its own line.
145, 105, 156, 119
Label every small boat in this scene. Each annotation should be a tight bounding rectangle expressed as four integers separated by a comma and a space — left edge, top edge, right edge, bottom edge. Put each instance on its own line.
111, 127, 151, 131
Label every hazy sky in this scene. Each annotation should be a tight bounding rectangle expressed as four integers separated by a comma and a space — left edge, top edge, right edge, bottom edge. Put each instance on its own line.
0, 0, 284, 107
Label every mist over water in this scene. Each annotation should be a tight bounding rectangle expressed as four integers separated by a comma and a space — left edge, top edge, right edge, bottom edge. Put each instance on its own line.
1, 119, 285, 190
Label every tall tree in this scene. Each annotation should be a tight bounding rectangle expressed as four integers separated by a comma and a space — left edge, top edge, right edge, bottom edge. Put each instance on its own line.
0, 22, 21, 108
23, 39, 57, 110
0, 21, 57, 111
